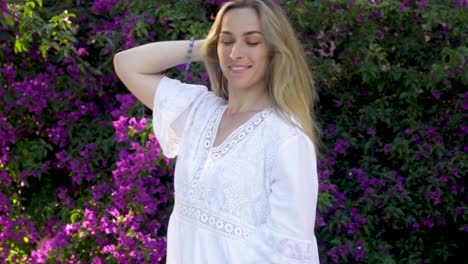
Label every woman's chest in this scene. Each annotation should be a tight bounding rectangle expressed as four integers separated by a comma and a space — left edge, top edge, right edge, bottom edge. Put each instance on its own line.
176, 128, 273, 225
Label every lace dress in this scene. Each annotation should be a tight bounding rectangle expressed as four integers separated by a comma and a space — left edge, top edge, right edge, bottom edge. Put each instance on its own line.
152, 77, 319, 264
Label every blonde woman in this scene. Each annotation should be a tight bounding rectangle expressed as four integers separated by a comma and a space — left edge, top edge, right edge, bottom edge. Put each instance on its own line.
114, 0, 320, 263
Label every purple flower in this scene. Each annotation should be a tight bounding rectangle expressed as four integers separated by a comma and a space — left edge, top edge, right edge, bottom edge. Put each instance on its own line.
384, 145, 392, 153
347, 222, 358, 234
438, 174, 448, 183
316, 212, 326, 227
421, 217, 434, 228
432, 90, 442, 100
327, 123, 338, 136
461, 93, 468, 110
371, 10, 382, 19
454, 0, 468, 9
445, 81, 452, 90
353, 246, 366, 261
200, 71, 209, 85
333, 139, 350, 155
66, 64, 81, 82
175, 64, 186, 71
112, 115, 129, 142
450, 168, 459, 176
91, 0, 119, 13
77, 47, 87, 57
366, 127, 375, 135
425, 127, 437, 137
184, 72, 194, 81
1, 65, 16, 84
128, 117, 148, 133
418, 0, 427, 9
398, 4, 408, 13
333, 99, 342, 108
319, 170, 332, 180
357, 13, 365, 22
92, 257, 104, 264
331, 4, 341, 12
327, 248, 339, 263
116, 93, 136, 111
412, 221, 420, 232
337, 244, 352, 257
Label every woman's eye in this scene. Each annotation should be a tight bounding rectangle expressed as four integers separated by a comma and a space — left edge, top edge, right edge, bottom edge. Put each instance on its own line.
247, 42, 260, 46
221, 40, 234, 45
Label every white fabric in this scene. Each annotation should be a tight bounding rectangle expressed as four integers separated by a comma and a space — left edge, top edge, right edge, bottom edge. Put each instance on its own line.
152, 76, 319, 264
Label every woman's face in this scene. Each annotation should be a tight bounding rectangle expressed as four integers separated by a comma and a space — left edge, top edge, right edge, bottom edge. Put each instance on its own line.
217, 7, 269, 93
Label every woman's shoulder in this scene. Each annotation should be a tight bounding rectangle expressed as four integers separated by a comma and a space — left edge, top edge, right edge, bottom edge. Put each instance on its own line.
157, 76, 226, 108
262, 110, 316, 168
264, 110, 306, 141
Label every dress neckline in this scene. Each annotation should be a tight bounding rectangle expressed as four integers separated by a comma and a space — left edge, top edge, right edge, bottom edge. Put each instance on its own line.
189, 104, 272, 187
210, 104, 272, 154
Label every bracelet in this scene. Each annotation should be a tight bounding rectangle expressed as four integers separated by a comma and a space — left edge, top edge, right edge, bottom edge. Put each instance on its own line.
185, 36, 195, 71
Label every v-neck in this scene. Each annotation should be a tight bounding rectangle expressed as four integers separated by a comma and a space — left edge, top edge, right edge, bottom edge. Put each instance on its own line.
210, 104, 271, 155
189, 104, 271, 187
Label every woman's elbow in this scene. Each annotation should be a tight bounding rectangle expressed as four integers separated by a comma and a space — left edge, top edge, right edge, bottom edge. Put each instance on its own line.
113, 52, 124, 76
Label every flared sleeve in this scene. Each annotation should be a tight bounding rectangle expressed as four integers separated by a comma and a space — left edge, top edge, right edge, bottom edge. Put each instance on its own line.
242, 132, 320, 264
152, 76, 209, 158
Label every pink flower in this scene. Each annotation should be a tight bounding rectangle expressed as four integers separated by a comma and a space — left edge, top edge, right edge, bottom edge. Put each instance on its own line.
77, 47, 87, 57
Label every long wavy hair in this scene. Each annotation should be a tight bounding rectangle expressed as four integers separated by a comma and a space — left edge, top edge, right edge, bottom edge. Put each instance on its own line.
201, 0, 320, 150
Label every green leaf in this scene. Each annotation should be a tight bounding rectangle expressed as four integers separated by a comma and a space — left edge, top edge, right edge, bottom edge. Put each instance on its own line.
70, 209, 83, 223
14, 39, 25, 53
5, 15, 14, 27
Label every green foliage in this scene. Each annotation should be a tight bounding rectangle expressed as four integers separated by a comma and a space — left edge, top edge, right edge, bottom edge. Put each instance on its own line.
287, 0, 467, 263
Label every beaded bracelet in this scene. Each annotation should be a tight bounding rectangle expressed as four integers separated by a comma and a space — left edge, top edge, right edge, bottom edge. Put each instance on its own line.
185, 36, 195, 71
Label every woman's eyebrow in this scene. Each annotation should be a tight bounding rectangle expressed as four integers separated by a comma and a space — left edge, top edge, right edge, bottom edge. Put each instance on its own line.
220, 31, 264, 36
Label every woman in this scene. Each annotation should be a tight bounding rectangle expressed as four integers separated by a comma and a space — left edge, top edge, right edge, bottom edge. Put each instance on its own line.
114, 0, 320, 263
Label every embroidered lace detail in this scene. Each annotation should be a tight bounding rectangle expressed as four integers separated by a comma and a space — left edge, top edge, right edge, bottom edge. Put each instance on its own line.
152, 77, 209, 158
190, 105, 271, 187
211, 108, 272, 159
189, 105, 225, 187
176, 203, 252, 240
260, 228, 317, 263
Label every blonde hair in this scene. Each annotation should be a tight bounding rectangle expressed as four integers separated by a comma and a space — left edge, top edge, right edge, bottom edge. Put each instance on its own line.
202, 0, 320, 150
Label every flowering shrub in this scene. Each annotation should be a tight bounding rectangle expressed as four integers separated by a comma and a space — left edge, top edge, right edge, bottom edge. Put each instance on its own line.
286, 0, 467, 263
0, 0, 466, 263
0, 0, 202, 263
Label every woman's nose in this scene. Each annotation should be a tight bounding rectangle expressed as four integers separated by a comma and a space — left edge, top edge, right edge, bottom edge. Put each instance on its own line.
229, 42, 244, 60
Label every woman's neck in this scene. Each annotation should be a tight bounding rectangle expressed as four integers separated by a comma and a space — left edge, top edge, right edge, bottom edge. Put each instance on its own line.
225, 87, 272, 114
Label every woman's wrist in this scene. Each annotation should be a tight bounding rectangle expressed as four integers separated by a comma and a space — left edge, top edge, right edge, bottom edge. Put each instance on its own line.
190, 39, 205, 62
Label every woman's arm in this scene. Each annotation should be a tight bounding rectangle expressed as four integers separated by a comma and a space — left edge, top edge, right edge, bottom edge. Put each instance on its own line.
113, 39, 204, 109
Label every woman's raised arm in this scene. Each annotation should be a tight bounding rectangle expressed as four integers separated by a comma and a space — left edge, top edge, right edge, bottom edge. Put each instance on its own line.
113, 39, 204, 109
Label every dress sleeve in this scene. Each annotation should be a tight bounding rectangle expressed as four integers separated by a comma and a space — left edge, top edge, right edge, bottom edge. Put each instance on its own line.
242, 132, 320, 264
152, 76, 209, 158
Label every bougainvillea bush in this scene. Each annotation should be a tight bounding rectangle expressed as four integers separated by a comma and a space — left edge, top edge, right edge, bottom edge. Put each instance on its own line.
0, 0, 466, 263
290, 0, 467, 263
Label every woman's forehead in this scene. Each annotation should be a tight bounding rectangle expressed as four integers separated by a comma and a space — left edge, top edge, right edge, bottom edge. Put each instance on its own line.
220, 8, 262, 35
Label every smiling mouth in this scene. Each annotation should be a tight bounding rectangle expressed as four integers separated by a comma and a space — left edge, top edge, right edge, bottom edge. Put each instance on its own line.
228, 66, 252, 74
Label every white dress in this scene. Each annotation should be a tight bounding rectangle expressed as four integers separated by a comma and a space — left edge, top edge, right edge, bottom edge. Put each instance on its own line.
152, 77, 319, 264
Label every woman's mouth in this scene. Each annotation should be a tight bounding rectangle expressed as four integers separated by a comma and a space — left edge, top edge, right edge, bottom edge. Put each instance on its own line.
228, 65, 252, 74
